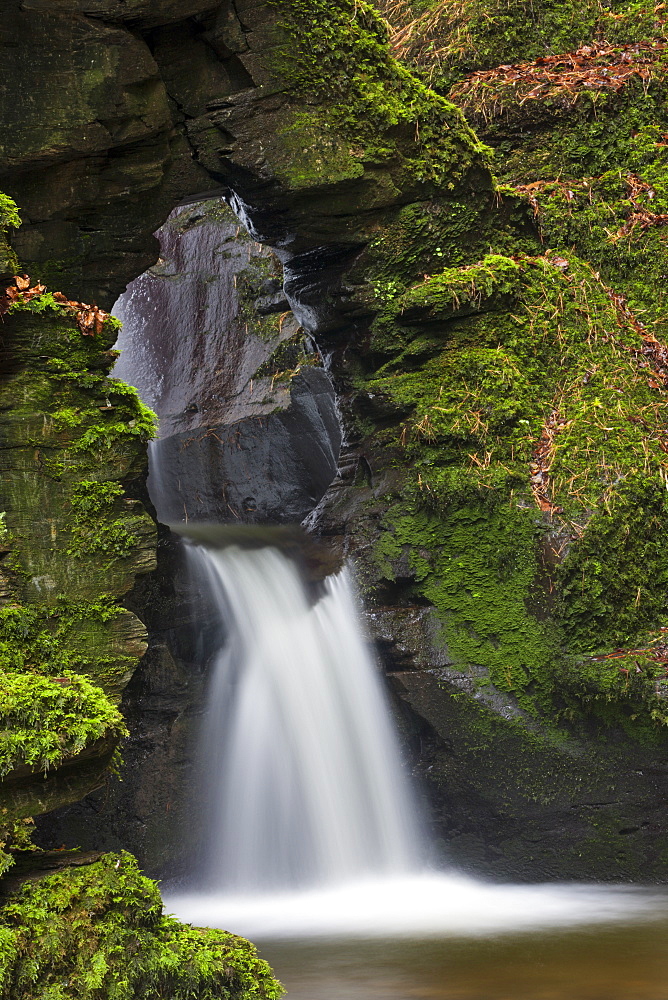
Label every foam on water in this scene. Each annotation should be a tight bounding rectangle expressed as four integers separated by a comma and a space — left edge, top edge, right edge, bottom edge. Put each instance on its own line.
166, 873, 664, 941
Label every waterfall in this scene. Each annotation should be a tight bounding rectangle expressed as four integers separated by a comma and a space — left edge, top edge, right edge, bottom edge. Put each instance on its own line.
166, 535, 664, 941
189, 542, 422, 891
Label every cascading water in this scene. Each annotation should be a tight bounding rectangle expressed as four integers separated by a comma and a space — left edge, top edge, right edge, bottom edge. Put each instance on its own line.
190, 543, 422, 891
113, 201, 664, 947
166, 537, 665, 941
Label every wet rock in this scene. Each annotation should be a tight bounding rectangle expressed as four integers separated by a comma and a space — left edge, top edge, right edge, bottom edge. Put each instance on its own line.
390, 668, 668, 882
148, 367, 341, 525
113, 199, 342, 526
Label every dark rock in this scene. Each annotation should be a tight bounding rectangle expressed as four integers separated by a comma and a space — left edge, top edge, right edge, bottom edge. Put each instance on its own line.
148, 367, 341, 525
255, 290, 290, 314
390, 668, 668, 882
18, 0, 219, 29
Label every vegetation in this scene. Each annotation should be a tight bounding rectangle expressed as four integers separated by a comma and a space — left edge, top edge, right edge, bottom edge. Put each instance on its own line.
0, 672, 126, 777
267, 0, 493, 191
378, 0, 666, 89
0, 195, 19, 278
0, 283, 156, 870
350, 242, 668, 735
0, 853, 283, 1000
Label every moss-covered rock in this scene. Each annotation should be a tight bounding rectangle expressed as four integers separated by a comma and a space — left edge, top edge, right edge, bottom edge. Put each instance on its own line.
0, 852, 283, 1000
0, 280, 158, 865
329, 247, 668, 732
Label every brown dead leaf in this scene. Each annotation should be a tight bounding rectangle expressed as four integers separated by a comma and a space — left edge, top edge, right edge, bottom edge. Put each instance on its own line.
0, 274, 109, 337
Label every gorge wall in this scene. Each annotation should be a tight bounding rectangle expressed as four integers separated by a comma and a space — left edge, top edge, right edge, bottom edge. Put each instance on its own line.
1, 0, 668, 988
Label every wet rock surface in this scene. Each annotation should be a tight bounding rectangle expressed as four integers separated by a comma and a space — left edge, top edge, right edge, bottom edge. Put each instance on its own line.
364, 587, 668, 881
113, 199, 342, 525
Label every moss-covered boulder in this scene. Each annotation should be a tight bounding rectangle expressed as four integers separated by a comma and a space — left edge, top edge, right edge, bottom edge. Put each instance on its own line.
0, 852, 283, 1000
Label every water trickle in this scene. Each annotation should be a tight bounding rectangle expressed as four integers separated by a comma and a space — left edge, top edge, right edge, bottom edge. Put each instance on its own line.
189, 543, 422, 891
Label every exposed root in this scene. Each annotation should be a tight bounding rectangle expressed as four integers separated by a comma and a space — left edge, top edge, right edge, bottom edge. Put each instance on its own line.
590, 627, 668, 667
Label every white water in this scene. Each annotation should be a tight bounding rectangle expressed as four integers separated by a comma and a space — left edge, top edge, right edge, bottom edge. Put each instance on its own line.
166, 542, 666, 941
188, 544, 422, 891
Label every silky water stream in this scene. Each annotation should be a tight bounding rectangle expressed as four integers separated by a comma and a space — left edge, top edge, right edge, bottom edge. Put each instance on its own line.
164, 539, 668, 1000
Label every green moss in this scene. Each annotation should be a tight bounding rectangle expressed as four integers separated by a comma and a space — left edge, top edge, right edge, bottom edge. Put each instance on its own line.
275, 111, 366, 188
375, 498, 556, 708
482, 82, 668, 186
0, 853, 283, 1000
67, 482, 138, 561
0, 599, 135, 689
379, 0, 664, 91
0, 193, 19, 278
0, 301, 155, 806
507, 165, 668, 338
389, 253, 521, 316
368, 253, 668, 512
558, 477, 668, 650
267, 0, 493, 190
0, 672, 126, 777
555, 648, 668, 736
6, 293, 70, 319
350, 246, 668, 732
71, 380, 157, 452
0, 196, 20, 233
0, 306, 157, 605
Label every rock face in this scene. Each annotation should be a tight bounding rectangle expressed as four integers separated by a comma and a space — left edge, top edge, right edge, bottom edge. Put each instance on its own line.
1, 0, 493, 307
113, 199, 341, 525
0, 275, 157, 869
2, 0, 668, 898
35, 196, 341, 873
